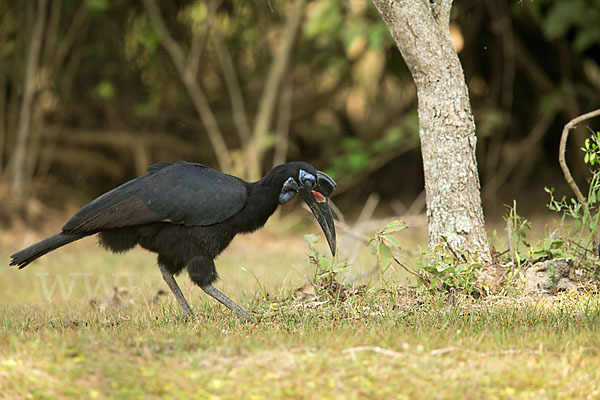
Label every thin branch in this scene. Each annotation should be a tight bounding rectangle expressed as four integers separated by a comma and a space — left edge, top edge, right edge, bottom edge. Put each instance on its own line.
211, 28, 252, 146
247, 0, 306, 180
392, 254, 428, 283
43, 0, 62, 68
512, 36, 553, 92
441, 235, 466, 263
142, 0, 232, 171
273, 70, 293, 167
483, 0, 515, 188
49, 0, 89, 77
184, 1, 219, 80
559, 109, 600, 203
10, 0, 49, 198
142, 0, 185, 66
0, 72, 9, 175
482, 104, 558, 201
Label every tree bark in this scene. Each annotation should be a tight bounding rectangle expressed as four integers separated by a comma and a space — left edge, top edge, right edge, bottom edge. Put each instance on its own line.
372, 0, 492, 265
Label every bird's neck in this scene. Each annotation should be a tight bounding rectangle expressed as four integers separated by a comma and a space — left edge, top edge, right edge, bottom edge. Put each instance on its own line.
233, 180, 280, 234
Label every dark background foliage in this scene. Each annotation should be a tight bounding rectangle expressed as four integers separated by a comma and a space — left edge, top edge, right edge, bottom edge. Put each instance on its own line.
1, 0, 599, 223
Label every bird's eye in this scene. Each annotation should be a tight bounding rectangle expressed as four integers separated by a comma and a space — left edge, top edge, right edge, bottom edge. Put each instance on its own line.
299, 170, 316, 189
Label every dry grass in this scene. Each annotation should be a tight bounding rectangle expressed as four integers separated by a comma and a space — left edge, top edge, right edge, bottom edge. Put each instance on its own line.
2, 222, 600, 399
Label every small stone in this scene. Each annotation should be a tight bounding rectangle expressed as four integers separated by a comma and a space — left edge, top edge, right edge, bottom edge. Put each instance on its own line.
524, 258, 577, 295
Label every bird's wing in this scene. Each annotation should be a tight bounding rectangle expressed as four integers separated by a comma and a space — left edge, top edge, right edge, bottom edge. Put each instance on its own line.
62, 162, 248, 233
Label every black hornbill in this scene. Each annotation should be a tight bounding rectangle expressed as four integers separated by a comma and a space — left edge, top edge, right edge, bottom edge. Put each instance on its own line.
10, 161, 336, 322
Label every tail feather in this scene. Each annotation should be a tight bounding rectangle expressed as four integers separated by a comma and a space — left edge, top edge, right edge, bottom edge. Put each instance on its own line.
10, 232, 89, 269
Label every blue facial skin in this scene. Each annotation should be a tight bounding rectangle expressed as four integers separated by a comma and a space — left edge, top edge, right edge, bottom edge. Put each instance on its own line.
278, 170, 319, 205
278, 170, 318, 205
299, 169, 316, 189
279, 177, 300, 204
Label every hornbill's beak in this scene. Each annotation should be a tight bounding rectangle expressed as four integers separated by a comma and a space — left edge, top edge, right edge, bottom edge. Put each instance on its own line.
298, 171, 337, 256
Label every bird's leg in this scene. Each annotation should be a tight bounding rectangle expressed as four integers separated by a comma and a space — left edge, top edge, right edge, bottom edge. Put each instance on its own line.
201, 284, 255, 323
159, 264, 195, 320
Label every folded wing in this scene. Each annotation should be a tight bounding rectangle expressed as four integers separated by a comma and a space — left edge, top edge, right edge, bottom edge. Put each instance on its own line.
63, 162, 248, 233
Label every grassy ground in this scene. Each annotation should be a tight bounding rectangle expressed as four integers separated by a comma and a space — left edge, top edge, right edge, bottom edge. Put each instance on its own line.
2, 227, 600, 399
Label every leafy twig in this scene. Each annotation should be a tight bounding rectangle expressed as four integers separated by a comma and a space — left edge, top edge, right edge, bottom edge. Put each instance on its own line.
559, 109, 600, 203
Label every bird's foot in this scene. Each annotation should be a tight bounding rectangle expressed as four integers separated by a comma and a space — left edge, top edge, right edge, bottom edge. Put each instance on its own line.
201, 284, 256, 323
159, 264, 198, 322
180, 309, 196, 322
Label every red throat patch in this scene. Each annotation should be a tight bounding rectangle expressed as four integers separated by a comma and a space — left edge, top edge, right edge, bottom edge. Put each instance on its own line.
311, 190, 326, 203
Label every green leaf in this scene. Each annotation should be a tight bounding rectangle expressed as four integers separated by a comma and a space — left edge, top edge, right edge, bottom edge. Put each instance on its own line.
543, 0, 586, 40
455, 263, 467, 273
383, 235, 402, 249
94, 80, 115, 100
377, 242, 393, 269
333, 264, 348, 273
575, 28, 600, 53
318, 257, 331, 269
381, 220, 406, 234
436, 263, 452, 273
88, 0, 110, 14
367, 21, 389, 50
304, 234, 320, 244
370, 244, 378, 255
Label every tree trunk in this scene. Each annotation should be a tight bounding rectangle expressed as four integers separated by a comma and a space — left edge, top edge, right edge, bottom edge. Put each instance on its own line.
372, 0, 492, 265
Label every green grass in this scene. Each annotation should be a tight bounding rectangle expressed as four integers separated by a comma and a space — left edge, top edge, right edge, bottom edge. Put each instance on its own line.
2, 233, 600, 399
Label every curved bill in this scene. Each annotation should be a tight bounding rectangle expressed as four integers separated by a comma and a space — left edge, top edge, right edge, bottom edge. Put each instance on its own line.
299, 187, 336, 256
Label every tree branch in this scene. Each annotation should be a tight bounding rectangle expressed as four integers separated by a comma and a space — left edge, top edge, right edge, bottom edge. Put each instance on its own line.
273, 71, 293, 167
142, 0, 232, 171
247, 0, 306, 180
10, 0, 49, 198
482, 104, 558, 201
212, 29, 252, 146
559, 109, 600, 203
49, 0, 89, 77
184, 1, 219, 81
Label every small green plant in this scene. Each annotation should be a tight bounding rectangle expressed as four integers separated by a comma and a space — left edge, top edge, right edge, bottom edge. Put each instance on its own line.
415, 239, 482, 296
547, 130, 600, 250
368, 220, 482, 295
367, 220, 426, 284
368, 220, 406, 275
501, 202, 571, 292
504, 200, 531, 266
527, 237, 570, 262
545, 130, 600, 278
304, 234, 348, 286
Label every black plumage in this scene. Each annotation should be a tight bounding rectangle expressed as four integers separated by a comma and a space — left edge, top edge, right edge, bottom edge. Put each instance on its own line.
10, 161, 337, 321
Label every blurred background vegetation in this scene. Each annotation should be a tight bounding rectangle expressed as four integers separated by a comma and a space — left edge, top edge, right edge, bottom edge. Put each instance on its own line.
1, 0, 600, 226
